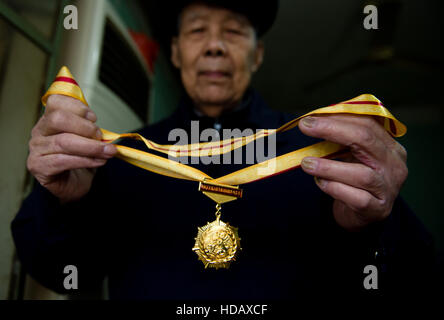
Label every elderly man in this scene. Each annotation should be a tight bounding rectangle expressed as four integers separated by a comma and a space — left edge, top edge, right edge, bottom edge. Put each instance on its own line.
12, 0, 435, 299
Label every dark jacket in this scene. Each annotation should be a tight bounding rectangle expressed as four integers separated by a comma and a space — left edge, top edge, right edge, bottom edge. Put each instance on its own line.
11, 89, 436, 299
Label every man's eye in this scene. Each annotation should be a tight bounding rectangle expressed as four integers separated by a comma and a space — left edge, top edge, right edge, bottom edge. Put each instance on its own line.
226, 29, 242, 35
191, 28, 204, 33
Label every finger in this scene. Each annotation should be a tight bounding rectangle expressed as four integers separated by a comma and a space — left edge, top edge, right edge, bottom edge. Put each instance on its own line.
314, 177, 384, 215
327, 115, 407, 164
313, 114, 385, 135
30, 154, 107, 177
40, 109, 102, 139
301, 157, 385, 199
46, 94, 97, 122
299, 115, 388, 167
323, 114, 402, 151
32, 133, 117, 159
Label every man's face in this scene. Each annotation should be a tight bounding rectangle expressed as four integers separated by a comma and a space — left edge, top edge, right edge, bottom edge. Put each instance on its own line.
171, 3, 264, 110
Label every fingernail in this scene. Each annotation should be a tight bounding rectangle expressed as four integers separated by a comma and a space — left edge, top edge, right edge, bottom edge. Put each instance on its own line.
95, 128, 102, 140
103, 144, 116, 156
314, 176, 326, 188
302, 116, 316, 128
301, 158, 317, 171
86, 111, 97, 122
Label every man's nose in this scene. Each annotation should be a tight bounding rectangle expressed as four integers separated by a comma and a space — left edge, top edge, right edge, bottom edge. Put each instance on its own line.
204, 32, 227, 57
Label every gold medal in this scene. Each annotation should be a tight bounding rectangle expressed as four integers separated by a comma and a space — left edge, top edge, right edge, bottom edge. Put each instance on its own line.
193, 204, 241, 269
194, 181, 243, 269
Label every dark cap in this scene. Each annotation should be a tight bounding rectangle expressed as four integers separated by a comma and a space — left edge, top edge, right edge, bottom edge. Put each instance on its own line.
172, 0, 279, 37
149, 0, 279, 42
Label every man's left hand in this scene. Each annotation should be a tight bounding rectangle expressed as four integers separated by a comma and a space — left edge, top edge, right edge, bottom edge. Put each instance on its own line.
299, 114, 408, 232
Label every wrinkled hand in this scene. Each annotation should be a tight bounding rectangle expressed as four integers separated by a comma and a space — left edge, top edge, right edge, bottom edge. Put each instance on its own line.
299, 114, 408, 232
27, 95, 117, 203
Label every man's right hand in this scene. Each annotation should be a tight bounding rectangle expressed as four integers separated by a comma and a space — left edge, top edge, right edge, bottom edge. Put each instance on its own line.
27, 94, 117, 203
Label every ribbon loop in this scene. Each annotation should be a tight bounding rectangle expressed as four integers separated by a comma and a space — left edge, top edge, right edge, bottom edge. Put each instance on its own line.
42, 66, 407, 187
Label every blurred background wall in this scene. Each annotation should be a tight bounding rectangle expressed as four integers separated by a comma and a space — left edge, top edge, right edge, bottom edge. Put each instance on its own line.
0, 0, 442, 299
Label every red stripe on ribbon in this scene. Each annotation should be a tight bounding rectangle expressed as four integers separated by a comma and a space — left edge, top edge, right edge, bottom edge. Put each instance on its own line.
389, 119, 397, 135
149, 133, 269, 154
54, 77, 79, 86
329, 101, 384, 106
343, 101, 383, 106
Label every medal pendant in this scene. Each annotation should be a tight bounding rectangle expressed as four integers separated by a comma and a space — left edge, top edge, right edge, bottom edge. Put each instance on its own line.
193, 204, 241, 269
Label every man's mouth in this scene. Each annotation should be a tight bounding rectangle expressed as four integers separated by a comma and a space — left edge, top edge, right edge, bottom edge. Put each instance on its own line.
198, 71, 231, 79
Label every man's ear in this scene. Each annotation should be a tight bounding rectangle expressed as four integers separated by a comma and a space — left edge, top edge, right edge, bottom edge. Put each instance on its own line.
251, 40, 264, 73
171, 37, 181, 69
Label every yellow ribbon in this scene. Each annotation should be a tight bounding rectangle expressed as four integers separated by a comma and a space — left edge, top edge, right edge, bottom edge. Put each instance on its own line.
42, 67, 406, 189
